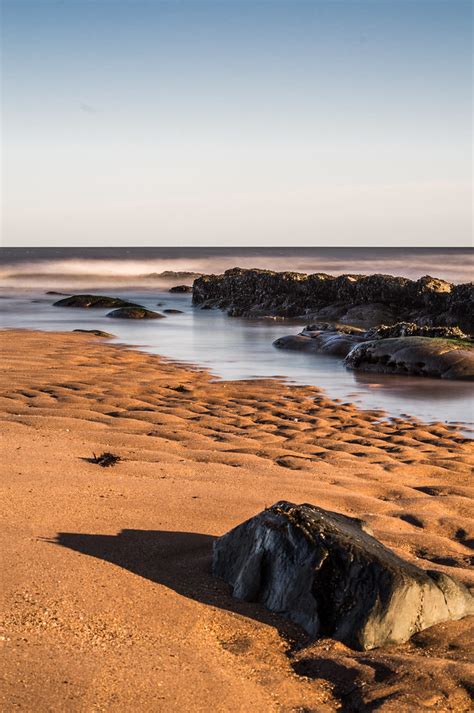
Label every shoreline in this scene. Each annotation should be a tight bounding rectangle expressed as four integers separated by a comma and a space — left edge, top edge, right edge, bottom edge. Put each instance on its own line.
3, 324, 473, 435
1, 329, 473, 711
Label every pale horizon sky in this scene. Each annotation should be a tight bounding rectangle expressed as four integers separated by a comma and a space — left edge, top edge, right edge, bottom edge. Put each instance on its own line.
1, 0, 472, 248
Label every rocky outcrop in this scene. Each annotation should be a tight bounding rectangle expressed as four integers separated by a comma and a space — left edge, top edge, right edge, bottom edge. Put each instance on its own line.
53, 294, 139, 309
193, 268, 474, 332
274, 322, 474, 380
344, 337, 474, 380
213, 501, 474, 651
169, 285, 193, 294
106, 307, 165, 320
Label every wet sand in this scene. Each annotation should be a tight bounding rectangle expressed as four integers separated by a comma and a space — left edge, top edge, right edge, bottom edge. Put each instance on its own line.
1, 329, 473, 712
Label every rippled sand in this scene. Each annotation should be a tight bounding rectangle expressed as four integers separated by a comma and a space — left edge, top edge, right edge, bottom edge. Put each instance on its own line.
1, 330, 473, 711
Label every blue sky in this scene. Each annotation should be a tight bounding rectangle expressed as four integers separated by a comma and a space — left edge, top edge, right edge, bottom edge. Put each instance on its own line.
2, 0, 472, 246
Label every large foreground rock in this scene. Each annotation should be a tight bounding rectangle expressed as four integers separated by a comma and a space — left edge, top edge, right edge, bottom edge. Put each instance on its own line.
345, 337, 474, 380
213, 501, 474, 651
53, 294, 139, 309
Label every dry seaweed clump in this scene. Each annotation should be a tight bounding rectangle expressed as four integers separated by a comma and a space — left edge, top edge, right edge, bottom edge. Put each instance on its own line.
91, 452, 121, 468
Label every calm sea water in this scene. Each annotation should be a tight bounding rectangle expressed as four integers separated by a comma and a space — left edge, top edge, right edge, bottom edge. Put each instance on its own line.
1, 282, 472, 430
1, 246, 473, 287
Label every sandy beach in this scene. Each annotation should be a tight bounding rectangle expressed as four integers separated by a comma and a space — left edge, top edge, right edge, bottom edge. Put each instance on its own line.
1, 329, 473, 712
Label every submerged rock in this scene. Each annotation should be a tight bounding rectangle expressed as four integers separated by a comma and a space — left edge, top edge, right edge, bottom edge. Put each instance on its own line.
163, 308, 184, 314
169, 285, 193, 293
213, 501, 474, 651
72, 329, 115, 338
106, 307, 165, 320
345, 337, 474, 380
53, 294, 139, 309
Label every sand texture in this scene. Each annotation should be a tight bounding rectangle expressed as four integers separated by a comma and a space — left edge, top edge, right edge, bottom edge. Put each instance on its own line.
1, 330, 473, 712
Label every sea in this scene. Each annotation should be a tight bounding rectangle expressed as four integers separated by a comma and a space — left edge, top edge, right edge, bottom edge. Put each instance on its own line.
1, 247, 473, 430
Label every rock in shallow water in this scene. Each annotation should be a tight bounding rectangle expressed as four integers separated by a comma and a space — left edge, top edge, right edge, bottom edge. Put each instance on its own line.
213, 501, 474, 651
72, 329, 115, 338
106, 307, 165, 320
345, 337, 474, 380
169, 285, 193, 293
53, 294, 139, 309
274, 324, 365, 358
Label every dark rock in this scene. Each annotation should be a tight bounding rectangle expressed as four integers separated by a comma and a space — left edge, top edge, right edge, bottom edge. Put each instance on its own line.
213, 501, 474, 650
169, 285, 193, 293
273, 335, 318, 352
72, 329, 115, 338
365, 322, 471, 341
344, 337, 474, 380
145, 271, 202, 280
192, 268, 473, 332
53, 294, 139, 309
163, 309, 184, 314
304, 323, 363, 335
274, 324, 365, 358
338, 303, 396, 327
45, 291, 71, 296
106, 307, 165, 320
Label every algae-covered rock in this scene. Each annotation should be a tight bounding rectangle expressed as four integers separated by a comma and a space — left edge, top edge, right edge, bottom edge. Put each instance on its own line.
106, 307, 165, 320
365, 322, 471, 341
193, 268, 474, 331
213, 501, 474, 650
53, 294, 139, 309
345, 337, 474, 380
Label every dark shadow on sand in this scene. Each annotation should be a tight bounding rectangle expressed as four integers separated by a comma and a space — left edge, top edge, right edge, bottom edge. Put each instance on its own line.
52, 528, 395, 711
51, 528, 303, 641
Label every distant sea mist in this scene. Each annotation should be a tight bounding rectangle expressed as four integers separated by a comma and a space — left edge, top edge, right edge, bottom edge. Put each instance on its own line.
0, 247, 472, 290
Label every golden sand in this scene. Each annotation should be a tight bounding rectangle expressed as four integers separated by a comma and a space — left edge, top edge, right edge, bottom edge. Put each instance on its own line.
1, 330, 473, 711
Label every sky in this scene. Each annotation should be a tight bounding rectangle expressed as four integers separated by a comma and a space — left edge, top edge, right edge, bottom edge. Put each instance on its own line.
1, 0, 472, 248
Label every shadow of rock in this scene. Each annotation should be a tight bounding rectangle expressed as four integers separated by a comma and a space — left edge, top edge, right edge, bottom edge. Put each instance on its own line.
51, 528, 305, 641
50, 528, 472, 711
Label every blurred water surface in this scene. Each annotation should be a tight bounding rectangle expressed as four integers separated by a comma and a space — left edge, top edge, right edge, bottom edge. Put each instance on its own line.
1, 287, 472, 430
